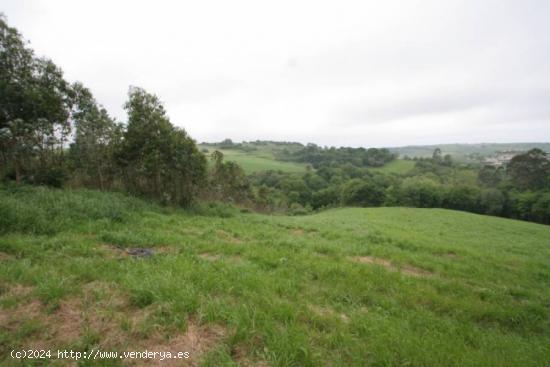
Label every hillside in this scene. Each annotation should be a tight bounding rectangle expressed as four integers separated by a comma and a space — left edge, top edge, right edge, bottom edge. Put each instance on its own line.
388, 142, 550, 160
365, 159, 416, 174
1, 186, 549, 366
199, 144, 308, 174
199, 141, 550, 174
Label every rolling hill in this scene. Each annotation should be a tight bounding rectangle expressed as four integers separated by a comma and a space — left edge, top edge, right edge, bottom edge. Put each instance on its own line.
388, 142, 550, 160
199, 144, 308, 174
1, 186, 549, 366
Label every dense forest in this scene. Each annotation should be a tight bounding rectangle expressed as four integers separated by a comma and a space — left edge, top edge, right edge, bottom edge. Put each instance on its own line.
1, 14, 550, 224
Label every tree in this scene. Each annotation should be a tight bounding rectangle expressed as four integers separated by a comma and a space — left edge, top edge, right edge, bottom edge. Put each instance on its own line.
0, 15, 72, 184
442, 154, 453, 166
532, 193, 550, 224
479, 189, 505, 215
311, 186, 340, 209
397, 176, 443, 208
443, 186, 481, 213
341, 179, 385, 207
507, 149, 550, 190
478, 165, 503, 187
209, 150, 251, 203
117, 87, 206, 205
432, 148, 443, 162
219, 138, 234, 149
69, 83, 122, 189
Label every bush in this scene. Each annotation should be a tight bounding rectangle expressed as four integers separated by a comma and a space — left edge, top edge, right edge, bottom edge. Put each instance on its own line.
443, 186, 481, 213
341, 179, 385, 207
479, 189, 505, 215
397, 177, 443, 208
288, 202, 311, 216
187, 201, 239, 218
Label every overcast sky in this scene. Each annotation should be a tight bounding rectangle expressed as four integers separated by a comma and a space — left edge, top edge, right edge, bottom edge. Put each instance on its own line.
3, 0, 550, 147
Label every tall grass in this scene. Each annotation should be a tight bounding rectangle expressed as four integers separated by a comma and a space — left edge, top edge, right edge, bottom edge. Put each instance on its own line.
0, 185, 149, 235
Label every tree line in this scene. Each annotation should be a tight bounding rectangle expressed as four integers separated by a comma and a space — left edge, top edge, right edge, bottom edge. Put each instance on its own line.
0, 15, 233, 206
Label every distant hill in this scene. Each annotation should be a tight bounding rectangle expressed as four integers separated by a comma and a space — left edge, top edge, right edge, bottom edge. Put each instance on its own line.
387, 142, 550, 160
198, 142, 309, 173
201, 140, 550, 168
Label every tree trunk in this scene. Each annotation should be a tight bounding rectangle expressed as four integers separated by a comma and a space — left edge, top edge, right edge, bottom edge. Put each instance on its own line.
14, 159, 21, 184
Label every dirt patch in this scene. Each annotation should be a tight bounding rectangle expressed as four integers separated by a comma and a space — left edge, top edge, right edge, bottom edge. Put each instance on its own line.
54, 298, 89, 344
443, 251, 459, 259
4, 284, 34, 297
135, 322, 225, 366
0, 298, 42, 328
198, 253, 246, 265
216, 230, 244, 244
198, 253, 221, 262
0, 284, 37, 325
400, 264, 432, 277
309, 304, 349, 323
178, 227, 205, 236
232, 342, 270, 367
1, 282, 226, 362
99, 244, 174, 259
0, 251, 14, 261
354, 256, 392, 267
351, 256, 432, 277
291, 228, 305, 236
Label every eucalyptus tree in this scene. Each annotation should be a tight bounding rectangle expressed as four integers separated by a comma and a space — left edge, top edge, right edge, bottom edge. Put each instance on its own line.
0, 14, 72, 184
69, 82, 122, 189
118, 87, 206, 205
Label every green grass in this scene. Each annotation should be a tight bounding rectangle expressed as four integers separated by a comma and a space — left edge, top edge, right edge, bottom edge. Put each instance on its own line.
1, 185, 550, 366
367, 159, 415, 174
200, 146, 308, 174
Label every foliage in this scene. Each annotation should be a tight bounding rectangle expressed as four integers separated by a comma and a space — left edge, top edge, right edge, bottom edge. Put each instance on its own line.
281, 143, 396, 168
68, 82, 122, 190
0, 17, 208, 208
0, 15, 72, 184
117, 87, 207, 206
507, 149, 550, 190
208, 150, 251, 203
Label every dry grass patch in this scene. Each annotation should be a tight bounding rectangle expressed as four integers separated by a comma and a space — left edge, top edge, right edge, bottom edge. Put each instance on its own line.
198, 253, 247, 265
444, 251, 459, 259
98, 244, 175, 259
133, 322, 226, 367
309, 304, 350, 323
351, 256, 432, 277
290, 227, 318, 236
1, 281, 226, 363
231, 341, 270, 367
0, 251, 14, 261
216, 229, 244, 244
0, 281, 129, 348
0, 298, 42, 330
178, 227, 205, 236
198, 253, 221, 261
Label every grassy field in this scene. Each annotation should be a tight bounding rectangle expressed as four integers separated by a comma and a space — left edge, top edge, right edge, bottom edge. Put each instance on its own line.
1, 186, 550, 366
199, 146, 308, 174
367, 159, 415, 175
